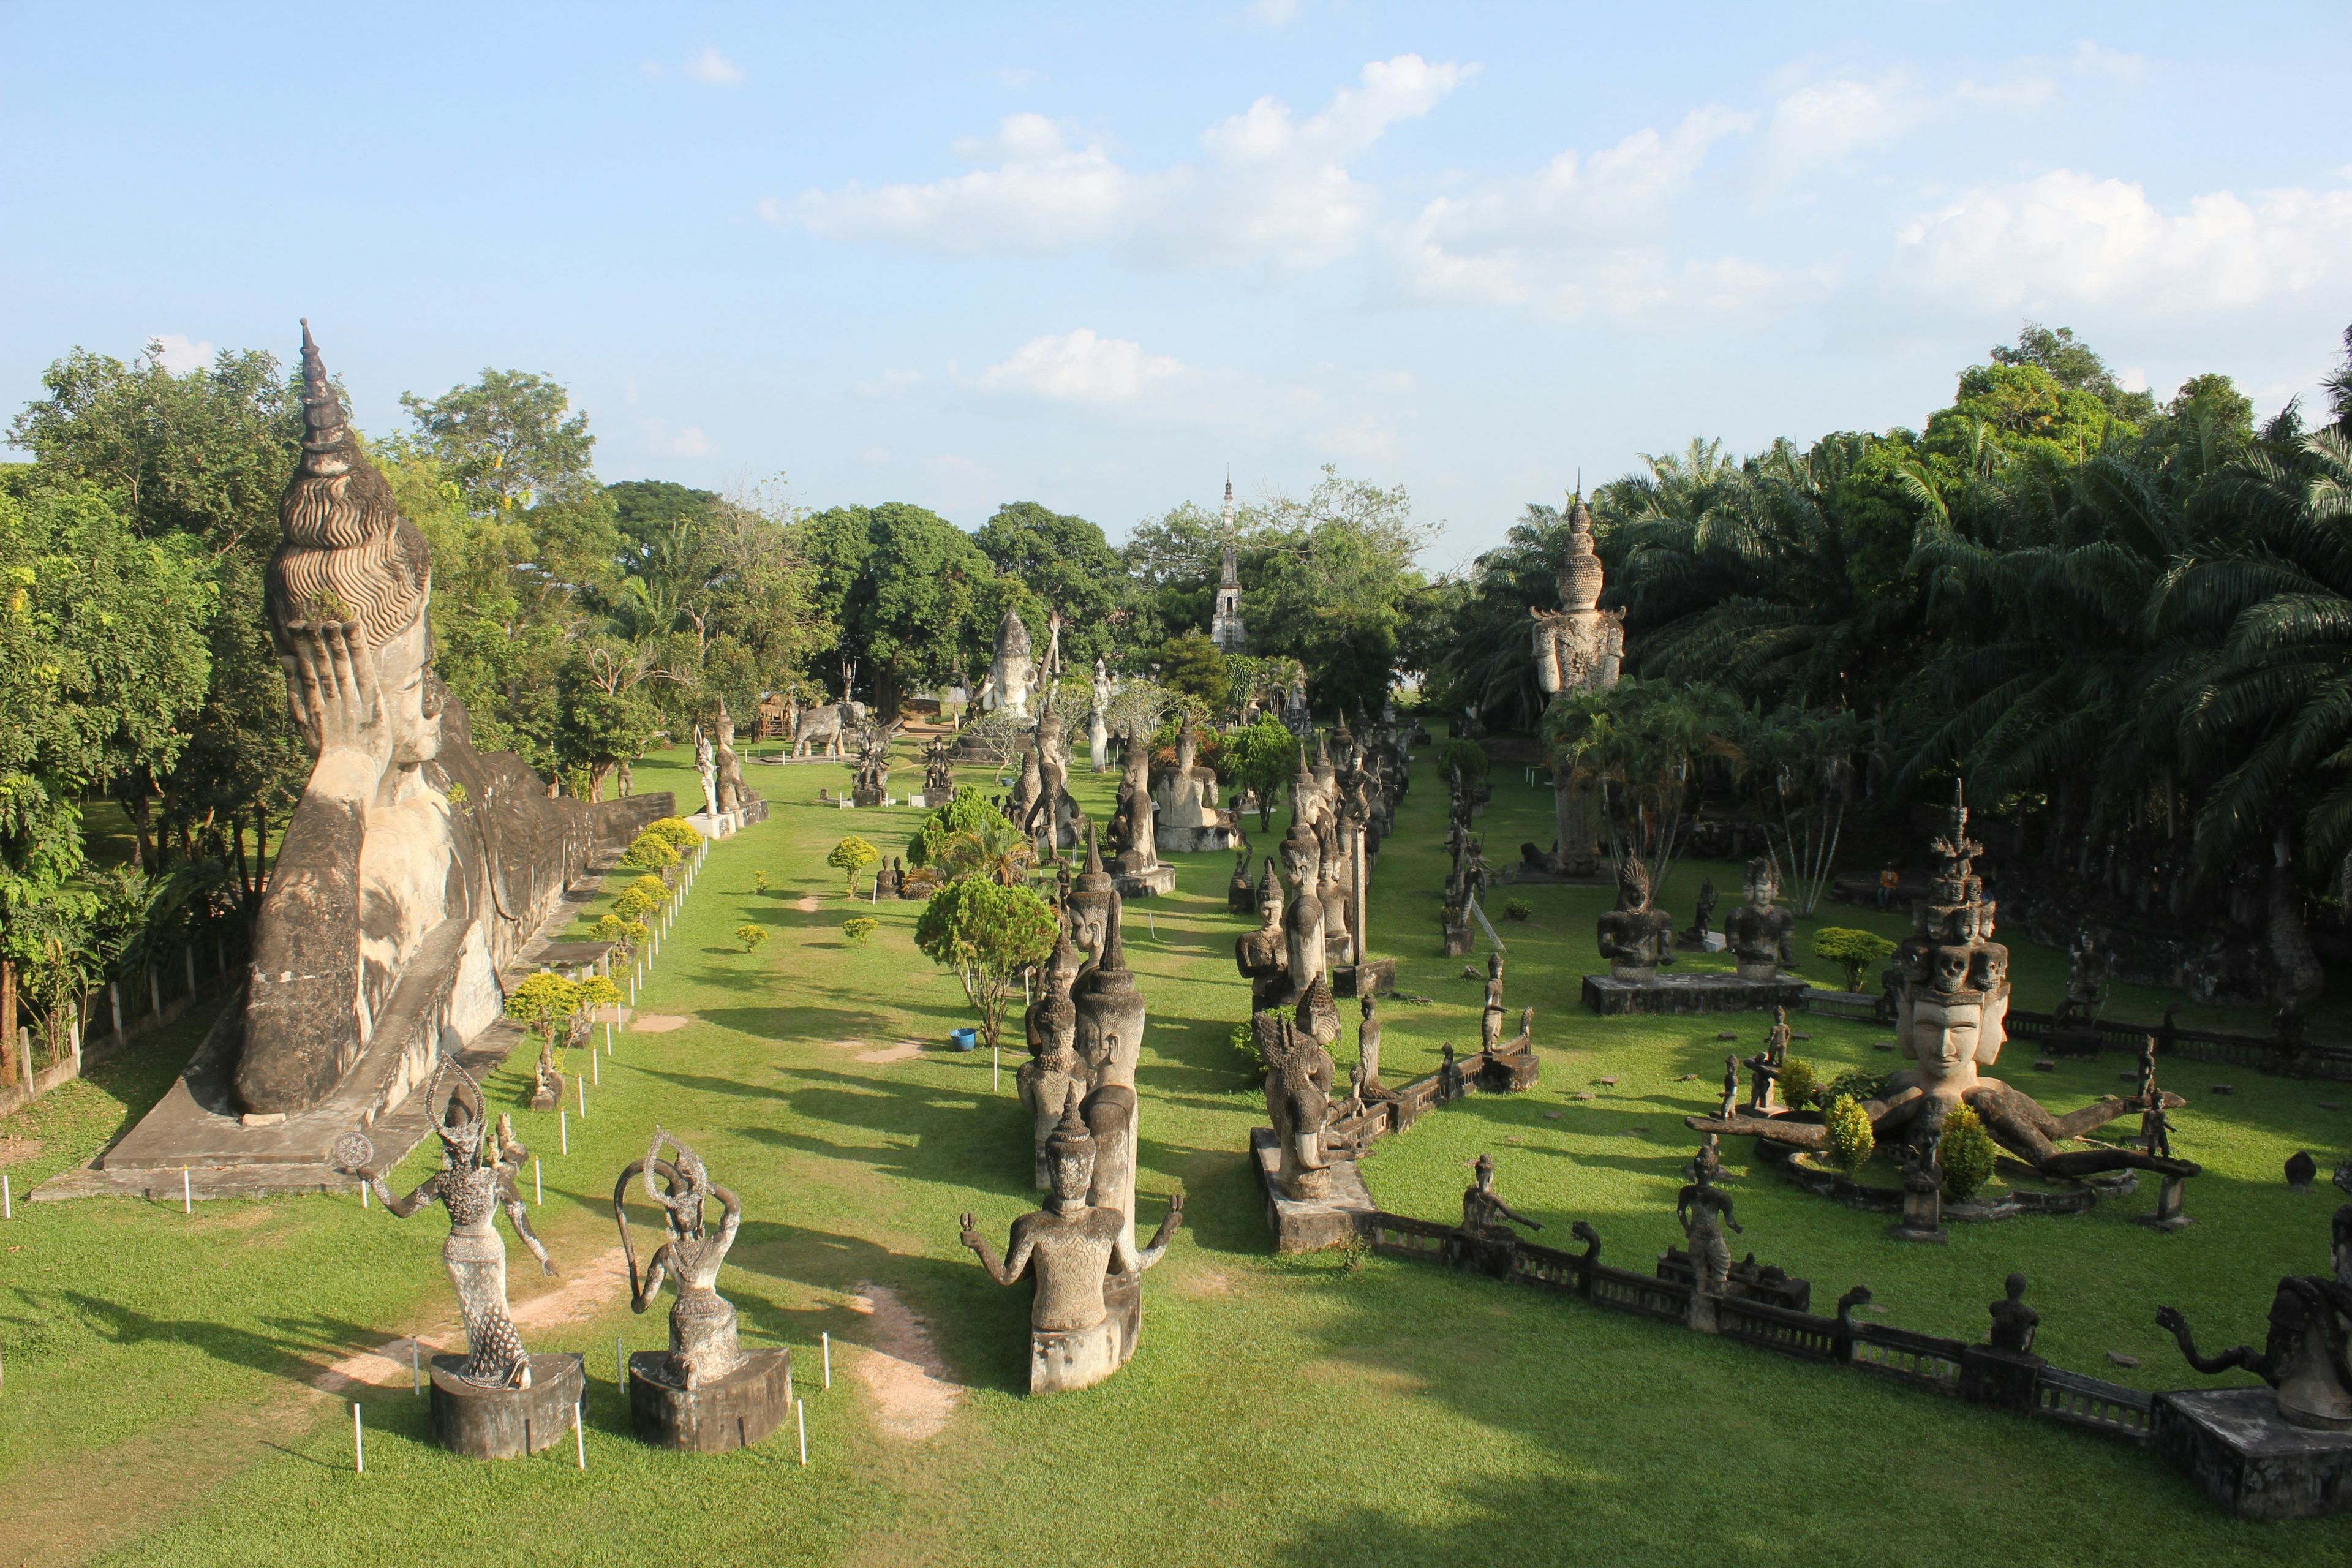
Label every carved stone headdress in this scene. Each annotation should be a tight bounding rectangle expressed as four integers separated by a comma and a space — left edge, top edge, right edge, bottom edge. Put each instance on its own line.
424, 1058, 490, 1170
1556, 493, 1603, 612
1894, 783, 2009, 1005
1255, 856, 1284, 912
265, 322, 431, 650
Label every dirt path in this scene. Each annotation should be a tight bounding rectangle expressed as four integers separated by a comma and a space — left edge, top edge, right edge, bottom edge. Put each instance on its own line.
847, 1282, 962, 1442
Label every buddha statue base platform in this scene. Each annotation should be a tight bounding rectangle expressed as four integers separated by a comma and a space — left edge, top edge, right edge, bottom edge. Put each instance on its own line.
1580, 970, 1811, 1016
1330, 960, 1396, 998
431, 1352, 586, 1460
1031, 1315, 1122, 1395
1115, 864, 1177, 899
1157, 823, 1236, 854
628, 1347, 793, 1452
1250, 1126, 1376, 1253
2155, 1387, 2352, 1519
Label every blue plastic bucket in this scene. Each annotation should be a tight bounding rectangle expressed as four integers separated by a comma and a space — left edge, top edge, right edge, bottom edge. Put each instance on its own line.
949, 1027, 979, 1052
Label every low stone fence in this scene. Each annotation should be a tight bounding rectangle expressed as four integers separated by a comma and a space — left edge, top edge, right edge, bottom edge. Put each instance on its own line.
1357, 1209, 2156, 1450
2004, 1008, 2352, 1082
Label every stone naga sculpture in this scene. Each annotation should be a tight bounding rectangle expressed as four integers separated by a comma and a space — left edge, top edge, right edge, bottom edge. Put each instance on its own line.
1723, 856, 1796, 979
1687, 785, 2202, 1183
1595, 853, 1675, 979
2157, 1163, 2352, 1430
340, 1063, 556, 1388
959, 1090, 1183, 1395
1257, 977, 1355, 1201
614, 1128, 745, 1392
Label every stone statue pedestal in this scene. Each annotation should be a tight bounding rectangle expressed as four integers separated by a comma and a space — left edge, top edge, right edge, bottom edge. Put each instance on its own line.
1031, 1316, 1122, 1395
2135, 1174, 2193, 1231
1330, 960, 1396, 998
2155, 1387, 2352, 1519
627, 1347, 793, 1452
1580, 972, 1811, 1016
429, 1352, 586, 1460
1249, 1126, 1374, 1252
1956, 1345, 2041, 1411
1888, 1183, 1948, 1244
1442, 920, 1473, 958
1115, 864, 1176, 899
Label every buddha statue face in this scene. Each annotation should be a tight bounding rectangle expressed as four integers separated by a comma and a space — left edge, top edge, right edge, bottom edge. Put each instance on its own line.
379, 613, 444, 766
1902, 993, 2006, 1090
1048, 1137, 1095, 1208
1744, 857, 1779, 908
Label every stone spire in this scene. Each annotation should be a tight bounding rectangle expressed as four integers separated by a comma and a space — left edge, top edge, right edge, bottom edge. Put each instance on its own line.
1211, 474, 1245, 654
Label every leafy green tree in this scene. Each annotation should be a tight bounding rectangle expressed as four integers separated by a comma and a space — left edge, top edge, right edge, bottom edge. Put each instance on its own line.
399, 368, 596, 511
1813, 927, 1895, 992
1156, 630, 1231, 710
828, 835, 881, 895
796, 502, 992, 712
1220, 714, 1299, 830
913, 875, 1059, 1053
1990, 322, 2157, 424
975, 501, 1126, 668
1248, 467, 1433, 718
1542, 677, 1744, 896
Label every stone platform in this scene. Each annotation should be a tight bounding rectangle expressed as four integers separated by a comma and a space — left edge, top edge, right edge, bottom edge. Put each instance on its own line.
2155, 1387, 2352, 1519
628, 1347, 793, 1451
1250, 1127, 1376, 1252
431, 1352, 586, 1460
1581, 970, 1809, 1016
1330, 959, 1396, 998
1115, 864, 1177, 899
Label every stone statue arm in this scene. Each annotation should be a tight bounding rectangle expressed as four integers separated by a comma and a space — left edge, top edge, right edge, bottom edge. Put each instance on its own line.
710, 1180, 744, 1262
1718, 1194, 1744, 1234
369, 1170, 441, 1218
960, 1211, 1032, 1286
1486, 1193, 1544, 1231
1966, 1087, 2201, 1180
1530, 612, 1563, 694
1117, 1193, 1185, 1274
505, 1194, 559, 1275
2154, 1305, 2274, 1381
632, 1241, 675, 1313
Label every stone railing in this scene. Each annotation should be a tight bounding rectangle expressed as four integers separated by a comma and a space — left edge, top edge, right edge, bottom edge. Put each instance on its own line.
2003, 1008, 2352, 1082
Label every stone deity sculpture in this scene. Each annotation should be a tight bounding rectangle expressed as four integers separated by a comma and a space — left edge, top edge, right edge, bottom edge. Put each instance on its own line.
1676, 1161, 1744, 1297
1354, 993, 1387, 1101
1988, 1273, 2041, 1357
1460, 1153, 1542, 1240
1152, 712, 1232, 852
614, 1128, 745, 1391
1746, 1006, 1791, 1115
2158, 1163, 2352, 1430
980, 608, 1037, 720
1531, 492, 1623, 859
1678, 878, 1717, 949
1689, 785, 2203, 1183
1023, 695, 1081, 849
1234, 859, 1291, 1013
341, 1065, 556, 1388
959, 1093, 1184, 1395
1278, 819, 1329, 1001
1107, 720, 1169, 892
1019, 936, 1085, 1189
1072, 899, 1147, 1248
694, 726, 720, 818
1724, 856, 1796, 981
1257, 979, 1355, 1201
1065, 828, 1118, 965
1089, 658, 1112, 772
922, 737, 954, 803
714, 705, 748, 817
1480, 952, 1507, 1054
1596, 854, 1675, 980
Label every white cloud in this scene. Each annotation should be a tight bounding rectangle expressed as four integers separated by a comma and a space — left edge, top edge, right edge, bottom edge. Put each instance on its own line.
1383, 107, 1800, 325
637, 417, 718, 457
1369, 371, 1414, 394
1242, 0, 1301, 26
1316, 416, 1400, 462
995, 67, 1044, 90
977, 329, 1188, 404
2070, 40, 2147, 83
855, 368, 925, 398
786, 55, 1471, 270
1894, 169, 2352, 313
685, 47, 744, 86
1762, 70, 2050, 189
150, 333, 214, 374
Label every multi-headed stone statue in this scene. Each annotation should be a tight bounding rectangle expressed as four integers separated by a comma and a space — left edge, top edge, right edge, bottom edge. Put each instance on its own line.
1278, 817, 1329, 1001
1688, 785, 2203, 1183
959, 1091, 1184, 1395
1018, 932, 1086, 1189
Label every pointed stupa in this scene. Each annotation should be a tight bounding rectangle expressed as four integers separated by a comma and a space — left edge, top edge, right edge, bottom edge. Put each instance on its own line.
1074, 823, 1115, 895
997, 606, 1032, 659
1256, 856, 1284, 910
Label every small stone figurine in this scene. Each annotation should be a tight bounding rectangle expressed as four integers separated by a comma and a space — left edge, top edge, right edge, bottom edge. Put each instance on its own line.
614, 1128, 745, 1392
1676, 1161, 1744, 1297
1460, 1153, 1543, 1240
1717, 1054, 1742, 1120
1479, 952, 1507, 1054
340, 1065, 556, 1389
1986, 1273, 2040, 1357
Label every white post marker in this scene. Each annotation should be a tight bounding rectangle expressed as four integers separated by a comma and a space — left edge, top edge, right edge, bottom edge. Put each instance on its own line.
181, 1167, 191, 1213
796, 1398, 807, 1466
361, 1178, 369, 1208
590, 1050, 599, 1087
578, 1072, 587, 1117
412, 1340, 421, 1394
534, 1159, 543, 1205
992, 1046, 999, 1095
560, 1109, 569, 1156
822, 1332, 831, 1389
616, 1333, 626, 1387
574, 1401, 586, 1469
352, 1402, 365, 1473
605, 1020, 614, 1056
3, 1172, 12, 1220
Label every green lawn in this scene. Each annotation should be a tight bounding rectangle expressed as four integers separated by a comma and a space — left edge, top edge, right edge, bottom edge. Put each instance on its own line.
3, 739, 2348, 1566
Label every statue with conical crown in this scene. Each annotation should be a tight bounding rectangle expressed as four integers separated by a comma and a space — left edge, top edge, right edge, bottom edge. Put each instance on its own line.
1531, 490, 1624, 869
981, 606, 1038, 721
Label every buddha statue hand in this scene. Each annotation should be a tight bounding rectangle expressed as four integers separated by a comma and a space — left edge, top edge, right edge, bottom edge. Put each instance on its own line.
286, 619, 394, 794
957, 1212, 986, 1252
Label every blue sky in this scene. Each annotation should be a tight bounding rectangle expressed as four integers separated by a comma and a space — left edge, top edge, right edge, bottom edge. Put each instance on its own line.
4, 2, 2347, 566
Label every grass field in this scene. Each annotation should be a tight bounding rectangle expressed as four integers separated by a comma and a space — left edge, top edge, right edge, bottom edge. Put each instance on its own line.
4, 737, 2350, 1566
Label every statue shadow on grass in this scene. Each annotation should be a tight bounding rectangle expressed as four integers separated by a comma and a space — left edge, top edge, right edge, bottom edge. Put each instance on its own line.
52, 1289, 383, 1388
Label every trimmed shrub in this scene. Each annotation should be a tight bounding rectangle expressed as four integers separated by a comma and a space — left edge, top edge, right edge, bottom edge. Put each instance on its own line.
735, 924, 769, 953
1813, 927, 1896, 992
1825, 1094, 1875, 1175
1779, 1057, 1817, 1112
827, 835, 881, 895
1939, 1102, 1998, 1201
754, 870, 770, 895
1503, 898, 1534, 922
619, 829, 682, 872
1438, 737, 1489, 780
645, 816, 703, 853
842, 916, 878, 945
1231, 1020, 1268, 1074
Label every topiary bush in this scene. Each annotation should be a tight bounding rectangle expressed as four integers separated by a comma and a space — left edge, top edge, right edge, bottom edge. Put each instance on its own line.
1813, 927, 1896, 992
1825, 1093, 1875, 1175
1438, 737, 1489, 781
1939, 1102, 1998, 1201
842, 916, 878, 946
1503, 897, 1533, 922
619, 829, 683, 873
644, 816, 704, 854
735, 924, 768, 953
827, 835, 881, 895
1779, 1057, 1817, 1112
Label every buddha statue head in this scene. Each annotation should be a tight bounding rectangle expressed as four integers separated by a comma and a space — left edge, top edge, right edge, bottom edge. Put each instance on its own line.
1044, 1088, 1097, 1213
1254, 858, 1284, 930
1280, 817, 1321, 891
1613, 851, 1654, 913
1742, 855, 1781, 910
1555, 494, 1604, 613
1175, 712, 1198, 772
265, 321, 442, 772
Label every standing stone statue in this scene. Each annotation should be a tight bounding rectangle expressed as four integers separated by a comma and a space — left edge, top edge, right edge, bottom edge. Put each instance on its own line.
342, 1065, 556, 1388
1745, 1006, 1791, 1116
1023, 695, 1081, 850
1479, 952, 1507, 1054
1677, 878, 1718, 949
1987, 1273, 2040, 1356
1532, 492, 1624, 861
980, 608, 1037, 720
694, 725, 721, 819
714, 704, 749, 818
1354, 992, 1388, 1101
1234, 859, 1291, 1014
616, 1128, 745, 1391
1724, 856, 1796, 981
1107, 720, 1172, 894
1676, 1161, 1744, 1297
1226, 840, 1256, 916
1278, 818, 1328, 1001
1019, 937, 1084, 1190
959, 1093, 1184, 1395
1089, 658, 1113, 772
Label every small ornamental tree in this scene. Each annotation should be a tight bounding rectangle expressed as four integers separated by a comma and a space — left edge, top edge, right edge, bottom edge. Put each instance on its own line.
1825, 1093, 1875, 1175
913, 876, 1060, 1054
842, 916, 878, 945
1814, 927, 1896, 992
644, 816, 703, 855
619, 828, 683, 874
575, 975, 622, 1019
1779, 1057, 1817, 1112
507, 970, 581, 1082
1939, 1103, 1998, 1201
906, 786, 1001, 869
735, 924, 769, 953
827, 835, 881, 895
613, 875, 670, 924
594, 911, 649, 961
1223, 714, 1302, 830
1438, 737, 1490, 781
